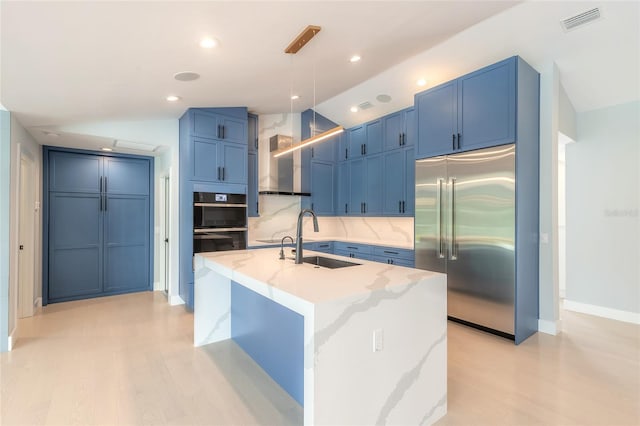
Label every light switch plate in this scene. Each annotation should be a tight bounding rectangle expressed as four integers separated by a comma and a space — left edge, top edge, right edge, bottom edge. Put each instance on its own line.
373, 328, 383, 352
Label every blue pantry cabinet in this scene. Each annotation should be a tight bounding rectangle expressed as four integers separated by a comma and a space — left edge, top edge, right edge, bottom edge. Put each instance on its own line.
179, 107, 248, 310
348, 120, 382, 158
44, 149, 153, 304
416, 57, 517, 159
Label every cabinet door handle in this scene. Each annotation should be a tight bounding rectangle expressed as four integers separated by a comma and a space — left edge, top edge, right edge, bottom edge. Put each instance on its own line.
364, 202, 367, 214
384, 250, 399, 255
221, 125, 225, 139
457, 133, 461, 150
399, 133, 402, 146
399, 201, 402, 213
255, 138, 258, 150
452, 134, 456, 150
104, 195, 107, 211
402, 200, 405, 213
217, 167, 221, 180
217, 125, 221, 139
345, 148, 348, 159
345, 203, 348, 214
104, 177, 107, 193
99, 176, 103, 193
402, 133, 406, 145
222, 167, 225, 181
363, 144, 367, 155
311, 147, 314, 158
390, 259, 394, 265
311, 202, 314, 210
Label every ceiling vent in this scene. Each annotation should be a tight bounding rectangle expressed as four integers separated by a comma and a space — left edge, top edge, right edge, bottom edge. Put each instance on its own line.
358, 101, 374, 110
561, 7, 601, 32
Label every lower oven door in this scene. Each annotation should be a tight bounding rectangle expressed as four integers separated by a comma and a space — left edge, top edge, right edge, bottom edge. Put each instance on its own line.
193, 230, 247, 253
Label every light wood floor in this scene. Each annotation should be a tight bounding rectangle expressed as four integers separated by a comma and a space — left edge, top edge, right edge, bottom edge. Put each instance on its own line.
1, 291, 638, 425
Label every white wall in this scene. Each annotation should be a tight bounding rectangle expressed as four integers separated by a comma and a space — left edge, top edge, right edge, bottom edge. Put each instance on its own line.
0, 110, 11, 352
565, 101, 640, 320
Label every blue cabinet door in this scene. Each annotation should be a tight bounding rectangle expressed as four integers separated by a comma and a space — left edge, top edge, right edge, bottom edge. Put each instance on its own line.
248, 152, 258, 217
48, 193, 103, 301
364, 154, 383, 215
220, 142, 247, 184
339, 132, 349, 161
348, 126, 365, 159
192, 111, 220, 139
366, 120, 383, 155
248, 114, 258, 154
192, 138, 220, 181
49, 151, 102, 193
310, 161, 335, 215
384, 112, 403, 151
219, 115, 247, 145
349, 158, 365, 215
404, 147, 415, 215
458, 57, 516, 151
103, 195, 150, 293
404, 108, 416, 147
383, 150, 404, 215
416, 81, 457, 159
104, 157, 150, 195
337, 161, 350, 215
310, 136, 337, 162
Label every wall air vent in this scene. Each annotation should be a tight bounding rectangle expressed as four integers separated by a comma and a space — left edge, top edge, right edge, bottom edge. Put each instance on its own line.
358, 101, 374, 110
561, 7, 601, 32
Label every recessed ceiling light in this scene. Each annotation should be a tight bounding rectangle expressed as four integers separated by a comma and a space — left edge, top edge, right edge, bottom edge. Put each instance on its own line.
174, 71, 200, 82
166, 95, 181, 102
101, 147, 113, 152
350, 106, 358, 113
200, 37, 218, 49
417, 78, 427, 87
350, 55, 361, 63
291, 95, 300, 100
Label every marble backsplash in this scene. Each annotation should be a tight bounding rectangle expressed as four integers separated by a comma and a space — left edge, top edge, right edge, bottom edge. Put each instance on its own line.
248, 194, 414, 247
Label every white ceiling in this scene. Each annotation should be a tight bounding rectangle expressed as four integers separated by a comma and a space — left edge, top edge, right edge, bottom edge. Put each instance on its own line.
1, 1, 638, 151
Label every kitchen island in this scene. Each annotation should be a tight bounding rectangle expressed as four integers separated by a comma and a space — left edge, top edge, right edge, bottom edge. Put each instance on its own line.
194, 248, 447, 425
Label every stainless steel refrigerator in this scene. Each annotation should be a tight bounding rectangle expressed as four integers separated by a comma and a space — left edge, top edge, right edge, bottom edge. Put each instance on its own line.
415, 144, 517, 338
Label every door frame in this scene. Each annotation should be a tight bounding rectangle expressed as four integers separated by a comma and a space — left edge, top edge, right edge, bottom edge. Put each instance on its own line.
42, 146, 154, 305
18, 150, 36, 318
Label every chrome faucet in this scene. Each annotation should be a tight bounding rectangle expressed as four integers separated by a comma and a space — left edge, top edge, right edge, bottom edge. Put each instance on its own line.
279, 235, 294, 260
295, 209, 319, 264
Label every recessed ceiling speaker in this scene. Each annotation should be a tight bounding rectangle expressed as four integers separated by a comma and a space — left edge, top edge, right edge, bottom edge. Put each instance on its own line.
376, 94, 392, 103
174, 71, 201, 82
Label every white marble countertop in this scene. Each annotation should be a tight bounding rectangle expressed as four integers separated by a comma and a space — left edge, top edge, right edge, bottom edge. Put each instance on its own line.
247, 237, 414, 250
196, 248, 438, 306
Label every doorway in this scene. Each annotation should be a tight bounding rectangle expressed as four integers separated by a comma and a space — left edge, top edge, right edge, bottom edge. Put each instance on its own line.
18, 152, 35, 318
162, 174, 170, 294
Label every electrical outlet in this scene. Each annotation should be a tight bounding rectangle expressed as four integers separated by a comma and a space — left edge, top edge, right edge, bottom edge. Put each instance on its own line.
373, 329, 384, 352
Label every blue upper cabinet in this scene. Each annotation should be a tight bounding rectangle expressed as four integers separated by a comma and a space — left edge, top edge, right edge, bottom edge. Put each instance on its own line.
348, 125, 365, 158
457, 58, 516, 152
337, 161, 350, 215
347, 154, 382, 216
383, 107, 415, 151
186, 109, 248, 186
415, 81, 457, 158
382, 147, 414, 216
348, 120, 382, 158
310, 161, 335, 215
104, 157, 150, 196
192, 110, 247, 145
248, 113, 258, 154
416, 57, 517, 159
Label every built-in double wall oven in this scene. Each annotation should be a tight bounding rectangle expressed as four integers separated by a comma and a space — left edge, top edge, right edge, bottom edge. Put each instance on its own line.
193, 192, 247, 253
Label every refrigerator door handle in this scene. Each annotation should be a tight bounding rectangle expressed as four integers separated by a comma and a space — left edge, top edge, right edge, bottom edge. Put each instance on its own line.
449, 177, 458, 260
436, 178, 445, 258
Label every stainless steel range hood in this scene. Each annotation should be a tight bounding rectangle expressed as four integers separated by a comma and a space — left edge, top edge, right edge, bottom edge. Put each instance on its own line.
258, 134, 310, 196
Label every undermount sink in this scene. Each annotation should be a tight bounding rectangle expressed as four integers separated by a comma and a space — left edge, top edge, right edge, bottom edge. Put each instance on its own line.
303, 256, 361, 269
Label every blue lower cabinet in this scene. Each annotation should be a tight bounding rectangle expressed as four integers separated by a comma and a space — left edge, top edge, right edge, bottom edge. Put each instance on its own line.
371, 246, 415, 267
231, 281, 304, 405
334, 242, 372, 260
312, 241, 333, 253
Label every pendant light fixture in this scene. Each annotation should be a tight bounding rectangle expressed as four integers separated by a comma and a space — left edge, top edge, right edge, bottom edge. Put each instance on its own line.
272, 25, 344, 158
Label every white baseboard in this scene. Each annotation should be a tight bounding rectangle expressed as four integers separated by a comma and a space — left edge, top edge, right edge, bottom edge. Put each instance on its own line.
34, 297, 42, 308
538, 319, 561, 335
563, 299, 640, 325
7, 334, 15, 351
169, 295, 185, 306
153, 281, 161, 291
